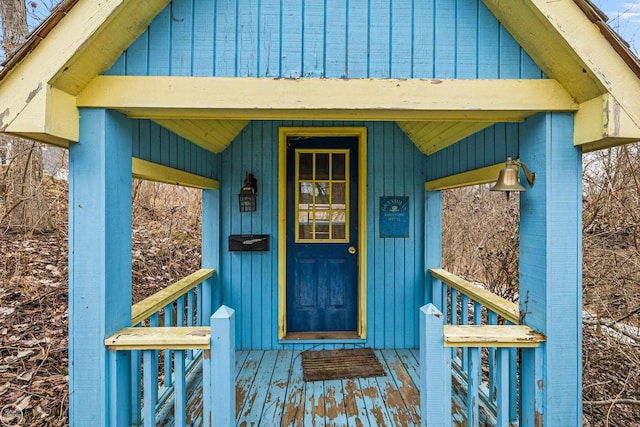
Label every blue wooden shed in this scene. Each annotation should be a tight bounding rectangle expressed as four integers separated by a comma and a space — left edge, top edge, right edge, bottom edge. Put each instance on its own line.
2, 0, 640, 425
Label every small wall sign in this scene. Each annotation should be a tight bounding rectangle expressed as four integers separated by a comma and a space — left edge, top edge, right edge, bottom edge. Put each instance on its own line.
380, 196, 409, 238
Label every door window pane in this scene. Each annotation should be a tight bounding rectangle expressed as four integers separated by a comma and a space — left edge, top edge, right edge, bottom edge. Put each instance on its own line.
295, 149, 349, 242
332, 153, 346, 180
299, 153, 313, 180
316, 153, 330, 180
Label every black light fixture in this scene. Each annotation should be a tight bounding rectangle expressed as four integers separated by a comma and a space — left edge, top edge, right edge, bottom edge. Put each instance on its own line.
490, 157, 536, 201
238, 172, 258, 212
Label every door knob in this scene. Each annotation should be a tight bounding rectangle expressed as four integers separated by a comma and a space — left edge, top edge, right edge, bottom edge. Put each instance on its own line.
348, 246, 357, 254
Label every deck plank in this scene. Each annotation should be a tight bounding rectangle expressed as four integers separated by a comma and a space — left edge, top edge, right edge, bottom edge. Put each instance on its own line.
357, 376, 395, 427
380, 349, 421, 425
258, 350, 294, 425
281, 352, 306, 426
373, 349, 418, 426
342, 378, 371, 427
304, 379, 326, 426
235, 350, 264, 419
323, 379, 348, 426
237, 350, 280, 425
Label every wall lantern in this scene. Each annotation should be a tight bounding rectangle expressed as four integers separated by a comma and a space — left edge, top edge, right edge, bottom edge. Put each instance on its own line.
490, 157, 536, 201
238, 172, 258, 212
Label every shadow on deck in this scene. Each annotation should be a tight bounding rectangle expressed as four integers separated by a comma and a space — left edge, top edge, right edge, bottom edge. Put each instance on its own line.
174, 349, 495, 426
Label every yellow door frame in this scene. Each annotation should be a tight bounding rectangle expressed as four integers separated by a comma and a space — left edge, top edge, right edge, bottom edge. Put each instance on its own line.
278, 127, 367, 340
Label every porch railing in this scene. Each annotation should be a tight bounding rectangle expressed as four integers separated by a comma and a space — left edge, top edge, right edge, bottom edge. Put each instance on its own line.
104, 269, 235, 427
424, 268, 545, 426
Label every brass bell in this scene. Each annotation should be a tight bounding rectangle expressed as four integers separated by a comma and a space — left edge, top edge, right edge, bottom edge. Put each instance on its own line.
490, 157, 535, 201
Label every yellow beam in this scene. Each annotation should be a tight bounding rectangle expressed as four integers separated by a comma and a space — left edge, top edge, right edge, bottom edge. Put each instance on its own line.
575, 94, 640, 151
425, 163, 505, 191
131, 269, 215, 325
104, 327, 210, 350
429, 268, 520, 324
77, 76, 578, 121
444, 325, 545, 348
132, 158, 219, 190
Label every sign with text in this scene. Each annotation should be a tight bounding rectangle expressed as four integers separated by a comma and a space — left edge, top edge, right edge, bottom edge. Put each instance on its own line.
379, 196, 409, 238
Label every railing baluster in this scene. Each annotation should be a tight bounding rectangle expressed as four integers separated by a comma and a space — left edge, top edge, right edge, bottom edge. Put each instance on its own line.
450, 288, 457, 325
174, 350, 186, 427
431, 275, 443, 310
187, 290, 195, 360
473, 301, 482, 325
461, 295, 469, 371
143, 350, 158, 427
164, 304, 174, 390
450, 288, 458, 361
177, 295, 185, 327
509, 349, 518, 422
197, 283, 203, 326
187, 290, 195, 325
488, 310, 498, 405
441, 285, 448, 326
468, 346, 480, 426
496, 348, 510, 427
131, 349, 142, 426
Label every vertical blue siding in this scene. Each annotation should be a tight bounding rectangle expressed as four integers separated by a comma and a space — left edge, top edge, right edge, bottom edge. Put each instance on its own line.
425, 123, 520, 181
109, 0, 542, 79
219, 121, 426, 350
131, 120, 218, 180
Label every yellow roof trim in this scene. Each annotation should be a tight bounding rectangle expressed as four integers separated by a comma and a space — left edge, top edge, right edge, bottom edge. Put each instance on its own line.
0, 0, 169, 142
481, 0, 640, 134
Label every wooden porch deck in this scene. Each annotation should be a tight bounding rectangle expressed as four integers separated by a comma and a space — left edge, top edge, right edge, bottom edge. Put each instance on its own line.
176, 348, 494, 426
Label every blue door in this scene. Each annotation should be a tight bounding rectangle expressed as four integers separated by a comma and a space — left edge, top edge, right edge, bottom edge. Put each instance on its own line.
286, 136, 359, 334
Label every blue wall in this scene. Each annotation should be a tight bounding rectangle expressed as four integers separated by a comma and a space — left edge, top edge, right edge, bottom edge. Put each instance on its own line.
132, 119, 219, 180
107, 0, 542, 80
219, 121, 427, 350
425, 123, 520, 181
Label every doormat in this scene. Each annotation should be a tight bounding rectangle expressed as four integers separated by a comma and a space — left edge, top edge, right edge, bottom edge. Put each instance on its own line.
301, 347, 386, 382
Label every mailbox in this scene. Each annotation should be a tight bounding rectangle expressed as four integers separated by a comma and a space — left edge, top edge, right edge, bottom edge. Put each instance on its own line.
228, 234, 270, 252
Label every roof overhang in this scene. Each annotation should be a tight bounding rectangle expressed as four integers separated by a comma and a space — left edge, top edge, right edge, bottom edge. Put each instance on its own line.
0, 0, 638, 154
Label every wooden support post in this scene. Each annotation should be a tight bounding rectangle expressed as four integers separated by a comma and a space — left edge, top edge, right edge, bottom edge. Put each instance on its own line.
519, 112, 582, 425
425, 191, 442, 305
69, 108, 132, 426
202, 189, 221, 324
204, 305, 236, 427
420, 304, 452, 427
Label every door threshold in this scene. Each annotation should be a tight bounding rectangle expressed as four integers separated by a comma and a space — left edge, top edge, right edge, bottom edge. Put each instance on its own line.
282, 331, 361, 341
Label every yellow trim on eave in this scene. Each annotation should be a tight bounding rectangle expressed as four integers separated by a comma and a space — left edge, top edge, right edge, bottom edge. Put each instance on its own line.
482, 0, 640, 139
575, 94, 640, 151
425, 163, 504, 191
278, 127, 368, 341
132, 158, 219, 190
0, 0, 169, 144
